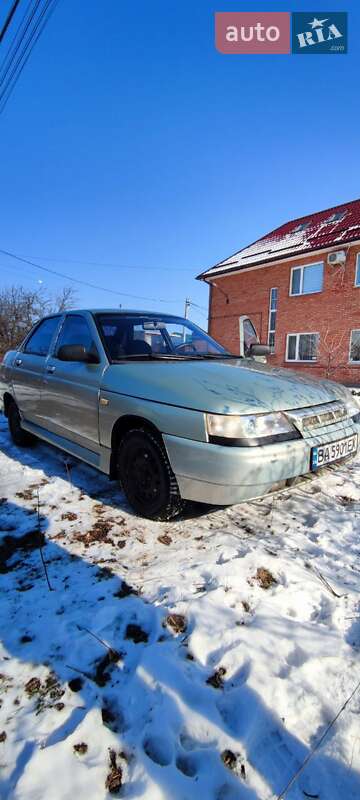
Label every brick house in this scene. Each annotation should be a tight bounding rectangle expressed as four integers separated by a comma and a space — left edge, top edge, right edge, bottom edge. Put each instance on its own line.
197, 199, 360, 385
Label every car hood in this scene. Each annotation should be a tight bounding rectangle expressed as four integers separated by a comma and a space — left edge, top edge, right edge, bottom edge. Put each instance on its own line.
101, 358, 351, 415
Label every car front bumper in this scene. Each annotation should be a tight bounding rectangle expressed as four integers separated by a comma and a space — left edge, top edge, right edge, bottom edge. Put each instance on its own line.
163, 418, 360, 505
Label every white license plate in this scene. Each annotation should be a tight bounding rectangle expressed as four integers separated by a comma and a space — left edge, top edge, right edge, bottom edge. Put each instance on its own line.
311, 433, 358, 470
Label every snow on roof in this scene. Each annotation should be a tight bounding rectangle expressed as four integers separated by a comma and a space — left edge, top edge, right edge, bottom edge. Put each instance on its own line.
198, 199, 360, 280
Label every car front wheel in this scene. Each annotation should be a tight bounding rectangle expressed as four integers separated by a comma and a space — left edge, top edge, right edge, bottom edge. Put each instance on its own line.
117, 428, 185, 520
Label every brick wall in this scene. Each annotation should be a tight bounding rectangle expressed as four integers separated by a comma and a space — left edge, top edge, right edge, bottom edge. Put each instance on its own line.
208, 244, 360, 385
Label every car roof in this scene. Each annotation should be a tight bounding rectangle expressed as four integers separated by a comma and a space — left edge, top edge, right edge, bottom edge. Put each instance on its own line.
65, 309, 182, 317
89, 309, 177, 316
39, 310, 189, 325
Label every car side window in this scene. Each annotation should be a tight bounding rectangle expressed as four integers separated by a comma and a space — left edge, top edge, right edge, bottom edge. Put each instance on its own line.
24, 317, 61, 356
55, 315, 97, 355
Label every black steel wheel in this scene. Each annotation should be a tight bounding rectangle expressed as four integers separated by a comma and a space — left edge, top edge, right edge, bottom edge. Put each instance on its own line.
117, 428, 185, 520
8, 401, 35, 447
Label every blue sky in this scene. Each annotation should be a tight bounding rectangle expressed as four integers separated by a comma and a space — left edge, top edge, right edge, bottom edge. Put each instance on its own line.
0, 0, 358, 328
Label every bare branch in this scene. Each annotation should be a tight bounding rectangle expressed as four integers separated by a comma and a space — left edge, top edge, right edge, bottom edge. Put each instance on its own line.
0, 285, 77, 357
318, 328, 347, 379
52, 286, 77, 313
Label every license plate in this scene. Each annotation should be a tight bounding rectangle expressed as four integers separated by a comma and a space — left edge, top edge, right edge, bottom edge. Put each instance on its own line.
311, 433, 358, 470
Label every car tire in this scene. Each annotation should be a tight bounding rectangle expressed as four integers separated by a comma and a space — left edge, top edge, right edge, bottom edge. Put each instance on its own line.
8, 401, 35, 447
117, 428, 185, 521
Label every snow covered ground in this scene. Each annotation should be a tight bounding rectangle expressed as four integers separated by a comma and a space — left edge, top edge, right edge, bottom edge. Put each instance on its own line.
0, 411, 360, 800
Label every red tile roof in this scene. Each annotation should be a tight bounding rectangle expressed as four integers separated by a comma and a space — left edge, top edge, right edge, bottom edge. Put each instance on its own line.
198, 198, 360, 280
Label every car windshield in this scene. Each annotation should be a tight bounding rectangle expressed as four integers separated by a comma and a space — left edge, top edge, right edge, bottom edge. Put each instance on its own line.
96, 314, 230, 361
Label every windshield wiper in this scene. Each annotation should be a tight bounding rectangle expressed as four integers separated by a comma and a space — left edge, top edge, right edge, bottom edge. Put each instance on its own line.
151, 352, 241, 360
111, 352, 241, 362
190, 353, 241, 359
112, 353, 202, 362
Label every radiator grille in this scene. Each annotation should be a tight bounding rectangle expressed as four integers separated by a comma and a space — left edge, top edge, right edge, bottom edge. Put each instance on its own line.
285, 401, 348, 435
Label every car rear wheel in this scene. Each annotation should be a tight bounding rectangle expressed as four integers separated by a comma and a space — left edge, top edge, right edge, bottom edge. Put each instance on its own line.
117, 428, 185, 520
8, 401, 35, 447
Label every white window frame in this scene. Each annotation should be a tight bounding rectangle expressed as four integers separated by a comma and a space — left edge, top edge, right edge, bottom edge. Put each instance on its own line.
354, 253, 360, 287
327, 211, 346, 223
349, 329, 360, 364
293, 222, 309, 233
286, 331, 319, 363
289, 262, 324, 297
267, 287, 277, 353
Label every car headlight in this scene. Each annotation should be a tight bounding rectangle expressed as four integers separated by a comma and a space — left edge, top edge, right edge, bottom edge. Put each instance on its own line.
344, 395, 360, 419
206, 411, 300, 446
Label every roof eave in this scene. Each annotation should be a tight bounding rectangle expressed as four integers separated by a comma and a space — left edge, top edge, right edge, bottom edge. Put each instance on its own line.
198, 235, 360, 281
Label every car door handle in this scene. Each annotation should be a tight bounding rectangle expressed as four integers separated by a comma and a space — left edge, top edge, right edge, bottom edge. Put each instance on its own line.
15, 358, 23, 366
46, 365, 56, 374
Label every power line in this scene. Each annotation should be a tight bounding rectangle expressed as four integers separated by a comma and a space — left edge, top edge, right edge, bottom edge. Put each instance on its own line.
16, 252, 196, 273
0, 248, 180, 304
192, 307, 208, 319
184, 298, 208, 318
0, 0, 43, 89
0, 0, 21, 44
188, 300, 207, 311
0, 0, 58, 113
0, 0, 59, 114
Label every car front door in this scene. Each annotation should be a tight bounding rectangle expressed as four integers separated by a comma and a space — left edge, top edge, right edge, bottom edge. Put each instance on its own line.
11, 315, 62, 424
40, 312, 106, 453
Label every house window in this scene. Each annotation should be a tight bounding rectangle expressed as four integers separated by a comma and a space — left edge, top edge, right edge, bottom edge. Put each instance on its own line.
290, 262, 323, 296
349, 330, 360, 363
355, 254, 360, 287
268, 288, 278, 352
327, 211, 346, 223
293, 222, 309, 233
286, 333, 319, 362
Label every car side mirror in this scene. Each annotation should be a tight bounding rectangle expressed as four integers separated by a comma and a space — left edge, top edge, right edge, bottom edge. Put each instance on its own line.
57, 344, 99, 363
248, 343, 271, 357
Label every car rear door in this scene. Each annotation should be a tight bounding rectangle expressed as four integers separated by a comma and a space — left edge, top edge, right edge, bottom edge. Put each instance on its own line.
40, 312, 106, 452
11, 316, 62, 425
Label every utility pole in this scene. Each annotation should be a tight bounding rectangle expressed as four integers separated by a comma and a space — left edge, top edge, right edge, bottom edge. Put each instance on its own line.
184, 297, 191, 319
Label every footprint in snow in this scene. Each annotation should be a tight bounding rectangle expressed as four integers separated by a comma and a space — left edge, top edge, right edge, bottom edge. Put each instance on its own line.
216, 783, 243, 800
176, 753, 198, 777
249, 728, 303, 792
303, 511, 318, 528
101, 701, 126, 733
285, 645, 308, 669
143, 734, 173, 766
226, 660, 251, 689
179, 730, 217, 751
